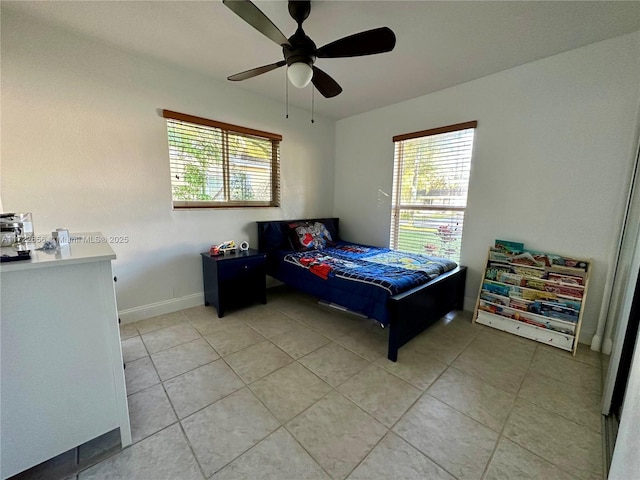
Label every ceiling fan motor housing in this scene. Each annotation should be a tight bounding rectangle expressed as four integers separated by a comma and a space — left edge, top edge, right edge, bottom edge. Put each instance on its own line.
283, 28, 317, 68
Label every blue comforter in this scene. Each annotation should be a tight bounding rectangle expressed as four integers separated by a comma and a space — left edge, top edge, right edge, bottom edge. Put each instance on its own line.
283, 242, 457, 296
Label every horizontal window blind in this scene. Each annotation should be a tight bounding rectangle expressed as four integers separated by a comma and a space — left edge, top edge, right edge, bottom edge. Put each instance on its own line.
163, 110, 281, 209
390, 121, 476, 263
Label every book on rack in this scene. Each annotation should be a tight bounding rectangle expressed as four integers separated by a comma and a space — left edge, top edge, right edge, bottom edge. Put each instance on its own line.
508, 296, 532, 311
496, 271, 524, 286
482, 280, 511, 297
485, 264, 513, 281
548, 272, 584, 286
494, 240, 524, 254
478, 300, 575, 335
480, 291, 510, 306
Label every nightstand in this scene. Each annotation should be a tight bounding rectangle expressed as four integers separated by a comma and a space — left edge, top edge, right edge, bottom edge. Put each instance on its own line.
201, 248, 267, 317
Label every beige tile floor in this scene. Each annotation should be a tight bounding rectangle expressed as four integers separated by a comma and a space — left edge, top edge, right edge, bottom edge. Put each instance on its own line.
13, 286, 604, 480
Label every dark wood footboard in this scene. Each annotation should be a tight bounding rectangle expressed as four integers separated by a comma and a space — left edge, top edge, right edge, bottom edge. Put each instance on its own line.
386, 266, 467, 361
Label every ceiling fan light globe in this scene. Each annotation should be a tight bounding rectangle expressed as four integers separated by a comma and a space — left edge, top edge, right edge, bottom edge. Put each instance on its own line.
287, 62, 313, 88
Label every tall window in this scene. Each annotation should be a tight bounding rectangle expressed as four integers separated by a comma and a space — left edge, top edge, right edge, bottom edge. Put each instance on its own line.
163, 110, 281, 209
390, 121, 477, 263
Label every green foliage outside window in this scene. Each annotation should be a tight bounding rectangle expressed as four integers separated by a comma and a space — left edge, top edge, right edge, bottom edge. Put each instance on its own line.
168, 121, 275, 204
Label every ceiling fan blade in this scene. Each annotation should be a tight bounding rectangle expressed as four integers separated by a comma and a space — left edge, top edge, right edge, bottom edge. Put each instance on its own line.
227, 61, 286, 81
312, 66, 342, 98
223, 0, 291, 47
316, 27, 396, 58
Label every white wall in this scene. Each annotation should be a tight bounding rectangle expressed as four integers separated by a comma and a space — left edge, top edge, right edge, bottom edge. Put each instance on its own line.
1, 11, 335, 321
334, 32, 640, 343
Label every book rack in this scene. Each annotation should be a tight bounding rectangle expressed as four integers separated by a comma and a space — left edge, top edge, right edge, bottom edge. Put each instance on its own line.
473, 242, 590, 354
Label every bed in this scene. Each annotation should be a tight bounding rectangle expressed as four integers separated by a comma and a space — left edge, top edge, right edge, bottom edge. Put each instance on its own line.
257, 218, 467, 361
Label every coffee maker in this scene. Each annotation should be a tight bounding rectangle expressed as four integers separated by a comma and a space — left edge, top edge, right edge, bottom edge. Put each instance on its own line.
1, 213, 34, 247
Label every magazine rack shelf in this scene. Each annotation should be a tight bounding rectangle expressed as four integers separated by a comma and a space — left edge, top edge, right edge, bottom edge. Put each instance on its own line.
473, 242, 590, 355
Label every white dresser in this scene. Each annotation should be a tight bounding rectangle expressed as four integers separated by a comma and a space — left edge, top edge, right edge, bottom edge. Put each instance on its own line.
0, 234, 131, 478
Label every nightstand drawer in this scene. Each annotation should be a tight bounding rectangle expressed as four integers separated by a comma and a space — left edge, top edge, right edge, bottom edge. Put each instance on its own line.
218, 255, 265, 281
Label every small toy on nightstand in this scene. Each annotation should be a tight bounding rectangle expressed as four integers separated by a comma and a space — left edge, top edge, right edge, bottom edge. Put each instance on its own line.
210, 240, 236, 256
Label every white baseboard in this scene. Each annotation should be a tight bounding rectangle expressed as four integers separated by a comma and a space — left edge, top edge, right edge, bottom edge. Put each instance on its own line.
591, 334, 603, 352
118, 292, 204, 324
579, 329, 596, 346
602, 337, 614, 355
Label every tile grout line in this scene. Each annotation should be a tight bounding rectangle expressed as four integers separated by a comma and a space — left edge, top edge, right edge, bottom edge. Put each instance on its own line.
341, 389, 431, 479
524, 344, 604, 435
255, 321, 390, 480
423, 367, 513, 435
442, 332, 538, 397
110, 306, 311, 478
141, 332, 203, 357
150, 326, 210, 480
280, 388, 345, 480
235, 301, 378, 375
380, 327, 524, 480
517, 375, 604, 435
127, 319, 209, 479
276, 304, 363, 340
277, 309, 479, 478
150, 345, 222, 382
505, 397, 600, 479
152, 312, 325, 439
379, 396, 461, 480
194, 314, 338, 479
483, 343, 599, 480
342, 355, 468, 480
175, 421, 208, 480
477, 341, 538, 480
539, 342, 604, 368
257, 323, 336, 360
177, 330, 319, 443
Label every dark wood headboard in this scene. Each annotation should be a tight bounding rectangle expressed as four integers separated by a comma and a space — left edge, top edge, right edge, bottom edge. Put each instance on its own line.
256, 218, 340, 254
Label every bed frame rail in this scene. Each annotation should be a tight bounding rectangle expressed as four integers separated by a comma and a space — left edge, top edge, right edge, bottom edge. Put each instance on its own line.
386, 266, 467, 361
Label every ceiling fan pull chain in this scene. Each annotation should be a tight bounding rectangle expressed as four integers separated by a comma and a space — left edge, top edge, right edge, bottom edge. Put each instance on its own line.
311, 86, 315, 124
285, 69, 289, 119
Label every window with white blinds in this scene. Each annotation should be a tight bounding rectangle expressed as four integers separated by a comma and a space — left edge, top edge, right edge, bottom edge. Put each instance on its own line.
390, 121, 477, 263
163, 110, 281, 209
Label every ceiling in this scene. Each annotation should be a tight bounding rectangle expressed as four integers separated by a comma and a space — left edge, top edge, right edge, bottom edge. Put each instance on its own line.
4, 1, 640, 120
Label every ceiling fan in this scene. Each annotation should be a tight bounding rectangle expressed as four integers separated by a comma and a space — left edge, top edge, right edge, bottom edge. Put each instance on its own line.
222, 0, 396, 98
